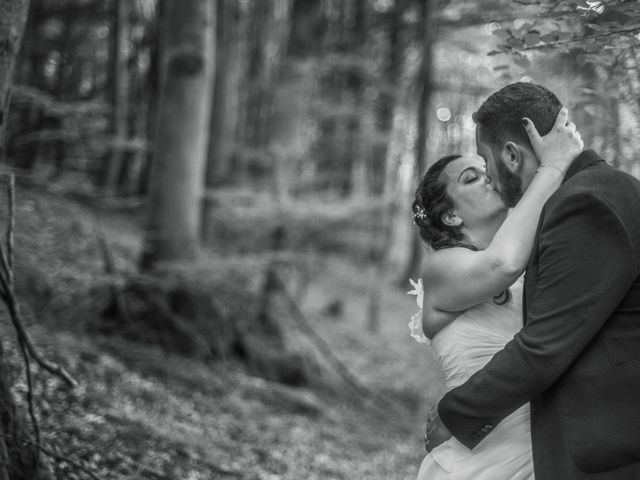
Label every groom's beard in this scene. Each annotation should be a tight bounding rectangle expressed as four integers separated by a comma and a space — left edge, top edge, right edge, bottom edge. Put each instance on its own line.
496, 159, 523, 207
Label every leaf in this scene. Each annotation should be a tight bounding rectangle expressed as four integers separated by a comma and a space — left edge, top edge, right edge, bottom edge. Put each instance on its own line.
557, 32, 572, 41
513, 55, 531, 68
487, 50, 504, 56
514, 21, 534, 32
586, 23, 607, 32
524, 33, 540, 46
506, 37, 525, 48
540, 33, 557, 43
493, 64, 510, 71
492, 29, 512, 40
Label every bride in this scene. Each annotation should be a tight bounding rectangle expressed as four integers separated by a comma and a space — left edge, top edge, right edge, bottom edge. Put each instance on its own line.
410, 107, 583, 479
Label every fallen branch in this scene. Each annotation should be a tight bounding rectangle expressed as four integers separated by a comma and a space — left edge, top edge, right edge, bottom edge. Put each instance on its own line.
272, 273, 408, 419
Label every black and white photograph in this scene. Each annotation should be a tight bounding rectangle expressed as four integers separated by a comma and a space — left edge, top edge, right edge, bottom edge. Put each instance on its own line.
0, 0, 639, 478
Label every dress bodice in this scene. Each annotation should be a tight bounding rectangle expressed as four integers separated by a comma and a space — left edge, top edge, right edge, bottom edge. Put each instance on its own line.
416, 278, 533, 480
431, 278, 524, 391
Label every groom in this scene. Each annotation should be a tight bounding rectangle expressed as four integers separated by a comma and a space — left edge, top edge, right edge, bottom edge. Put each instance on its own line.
425, 82, 640, 479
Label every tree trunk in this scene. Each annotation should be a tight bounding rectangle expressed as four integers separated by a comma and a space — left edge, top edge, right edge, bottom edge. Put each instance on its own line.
348, 0, 367, 198
366, 0, 405, 333
140, 0, 215, 269
103, 0, 130, 194
11, 0, 42, 170
264, 0, 324, 205
399, 0, 438, 283
201, 0, 234, 239
0, 2, 53, 477
240, 0, 289, 186
0, 0, 30, 163
48, 5, 74, 178
139, 3, 162, 196
205, 0, 234, 187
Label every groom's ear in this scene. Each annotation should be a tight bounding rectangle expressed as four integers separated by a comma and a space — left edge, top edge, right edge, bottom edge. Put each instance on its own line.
442, 211, 462, 228
501, 141, 524, 174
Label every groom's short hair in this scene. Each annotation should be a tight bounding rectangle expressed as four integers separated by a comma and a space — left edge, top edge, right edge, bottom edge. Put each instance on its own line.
473, 82, 562, 155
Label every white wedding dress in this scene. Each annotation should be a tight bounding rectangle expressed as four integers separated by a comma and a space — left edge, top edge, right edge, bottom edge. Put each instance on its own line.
416, 277, 534, 480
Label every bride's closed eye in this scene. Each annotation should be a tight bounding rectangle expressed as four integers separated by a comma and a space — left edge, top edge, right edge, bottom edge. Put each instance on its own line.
463, 168, 484, 183
464, 175, 479, 184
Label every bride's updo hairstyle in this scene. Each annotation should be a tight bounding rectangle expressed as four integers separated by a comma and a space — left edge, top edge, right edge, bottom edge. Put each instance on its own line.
412, 154, 476, 251
412, 154, 510, 305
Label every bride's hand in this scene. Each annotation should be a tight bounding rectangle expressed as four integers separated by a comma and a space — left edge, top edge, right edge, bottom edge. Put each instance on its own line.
523, 107, 584, 175
424, 404, 452, 452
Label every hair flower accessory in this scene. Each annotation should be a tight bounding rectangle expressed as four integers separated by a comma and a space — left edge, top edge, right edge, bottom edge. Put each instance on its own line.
413, 206, 427, 223
407, 278, 428, 343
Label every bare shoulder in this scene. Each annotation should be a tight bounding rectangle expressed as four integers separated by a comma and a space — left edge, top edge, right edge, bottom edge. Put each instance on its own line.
421, 247, 476, 285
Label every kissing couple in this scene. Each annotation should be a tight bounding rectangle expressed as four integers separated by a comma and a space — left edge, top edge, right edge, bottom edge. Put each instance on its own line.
411, 82, 640, 479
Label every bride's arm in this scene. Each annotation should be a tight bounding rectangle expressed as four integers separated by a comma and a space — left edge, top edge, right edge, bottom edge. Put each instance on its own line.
422, 108, 582, 336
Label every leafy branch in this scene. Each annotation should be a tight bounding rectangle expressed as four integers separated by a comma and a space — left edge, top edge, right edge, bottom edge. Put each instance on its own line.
518, 25, 640, 51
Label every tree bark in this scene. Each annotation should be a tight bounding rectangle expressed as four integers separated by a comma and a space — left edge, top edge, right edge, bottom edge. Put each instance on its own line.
240, 0, 289, 181
0, 2, 53, 477
205, 0, 234, 188
140, 0, 215, 269
201, 0, 235, 239
139, 3, 162, 196
0, 0, 30, 163
366, 0, 405, 333
399, 0, 439, 283
103, 0, 130, 193
264, 0, 324, 205
348, 0, 368, 198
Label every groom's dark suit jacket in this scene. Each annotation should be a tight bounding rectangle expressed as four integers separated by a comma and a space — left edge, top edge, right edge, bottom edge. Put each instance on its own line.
438, 150, 640, 479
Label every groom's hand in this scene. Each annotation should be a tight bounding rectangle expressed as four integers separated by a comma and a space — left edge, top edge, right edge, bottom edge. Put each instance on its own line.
424, 404, 452, 452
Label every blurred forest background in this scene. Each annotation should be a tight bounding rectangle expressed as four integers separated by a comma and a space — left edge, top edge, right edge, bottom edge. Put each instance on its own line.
0, 0, 638, 478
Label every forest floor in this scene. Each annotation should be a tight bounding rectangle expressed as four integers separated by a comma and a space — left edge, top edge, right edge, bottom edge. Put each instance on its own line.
0, 179, 445, 480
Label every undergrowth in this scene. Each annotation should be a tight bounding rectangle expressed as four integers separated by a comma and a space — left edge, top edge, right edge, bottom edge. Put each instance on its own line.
0, 179, 443, 479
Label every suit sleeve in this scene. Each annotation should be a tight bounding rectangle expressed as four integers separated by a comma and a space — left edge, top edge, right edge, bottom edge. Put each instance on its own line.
438, 192, 638, 449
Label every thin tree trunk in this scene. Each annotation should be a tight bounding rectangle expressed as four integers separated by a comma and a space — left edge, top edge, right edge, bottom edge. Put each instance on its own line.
624, 47, 640, 129
349, 0, 367, 198
48, 5, 75, 178
140, 0, 215, 269
241, 0, 289, 186
0, 0, 31, 163
366, 0, 404, 333
11, 0, 41, 170
399, 0, 438, 284
201, 0, 233, 239
139, 4, 162, 196
104, 0, 130, 193
206, 0, 235, 186
0, 2, 53, 477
